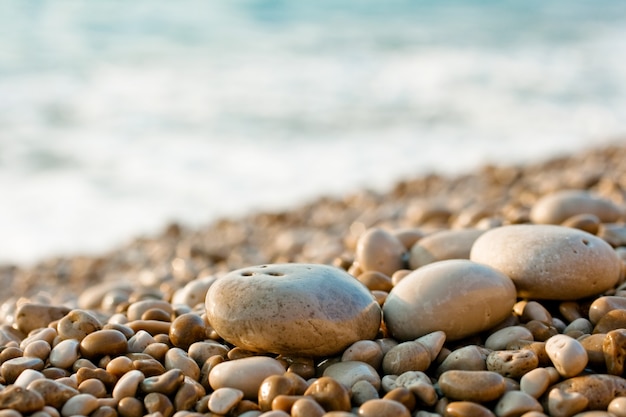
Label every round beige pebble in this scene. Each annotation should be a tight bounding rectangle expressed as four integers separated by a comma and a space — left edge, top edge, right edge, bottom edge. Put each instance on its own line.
172, 275, 218, 308
355, 228, 407, 276
208, 387, 244, 415
13, 369, 44, 388
49, 339, 80, 369
206, 263, 381, 356
61, 393, 99, 417
22, 340, 51, 361
358, 398, 411, 417
436, 345, 490, 376
545, 334, 588, 378
384, 259, 516, 341
341, 340, 383, 370
382, 340, 431, 375
520, 367, 553, 398
323, 360, 381, 390
485, 326, 534, 351
494, 391, 543, 417
438, 370, 506, 403
209, 356, 285, 400
529, 189, 622, 225
409, 228, 484, 269
470, 224, 621, 300
112, 369, 145, 400
608, 397, 626, 417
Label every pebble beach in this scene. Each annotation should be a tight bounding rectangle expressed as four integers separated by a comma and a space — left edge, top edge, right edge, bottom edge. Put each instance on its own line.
3, 143, 626, 416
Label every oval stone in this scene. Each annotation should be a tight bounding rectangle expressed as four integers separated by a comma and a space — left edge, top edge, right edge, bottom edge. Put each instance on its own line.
529, 190, 623, 225
205, 263, 381, 356
409, 228, 484, 269
355, 228, 407, 276
209, 356, 285, 400
383, 259, 516, 341
470, 225, 621, 300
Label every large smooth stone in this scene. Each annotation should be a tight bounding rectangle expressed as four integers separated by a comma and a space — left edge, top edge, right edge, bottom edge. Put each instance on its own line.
470, 225, 621, 300
383, 260, 516, 341
205, 263, 382, 356
529, 190, 623, 225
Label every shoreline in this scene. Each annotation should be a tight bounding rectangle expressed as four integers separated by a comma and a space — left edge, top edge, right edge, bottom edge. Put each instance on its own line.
2, 141, 625, 306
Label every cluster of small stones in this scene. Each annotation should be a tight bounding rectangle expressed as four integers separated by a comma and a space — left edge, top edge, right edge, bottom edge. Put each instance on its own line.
3, 144, 626, 417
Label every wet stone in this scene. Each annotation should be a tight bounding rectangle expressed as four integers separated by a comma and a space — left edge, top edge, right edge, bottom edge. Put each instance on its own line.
206, 263, 381, 356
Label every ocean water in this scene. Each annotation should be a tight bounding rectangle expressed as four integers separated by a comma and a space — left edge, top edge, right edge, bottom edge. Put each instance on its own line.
2, 0, 626, 265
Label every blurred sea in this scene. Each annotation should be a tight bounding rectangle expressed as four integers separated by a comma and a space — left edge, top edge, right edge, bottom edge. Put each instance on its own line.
2, 0, 626, 265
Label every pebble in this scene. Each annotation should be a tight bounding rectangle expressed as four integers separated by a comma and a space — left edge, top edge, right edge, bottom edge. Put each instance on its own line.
545, 334, 588, 378
112, 369, 145, 400
445, 401, 496, 417
382, 340, 431, 375
258, 375, 297, 412
385, 371, 437, 406
14, 303, 71, 335
0, 385, 45, 413
60, 393, 99, 417
27, 378, 81, 409
520, 367, 553, 398
79, 329, 128, 358
549, 374, 626, 410
323, 360, 381, 390
494, 391, 543, 417
351, 380, 379, 406
169, 313, 208, 350
438, 370, 507, 403
436, 345, 491, 375
608, 397, 626, 417
547, 388, 588, 417
341, 340, 383, 370
470, 224, 621, 300
208, 356, 285, 400
289, 397, 325, 417
486, 350, 539, 379
358, 398, 411, 417
208, 387, 244, 415
602, 329, 626, 375
1, 356, 45, 384
56, 309, 102, 341
303, 376, 351, 412
384, 259, 516, 341
409, 228, 484, 269
171, 276, 218, 308
355, 228, 407, 276
485, 326, 534, 351
49, 339, 81, 369
206, 263, 381, 356
529, 189, 623, 224
588, 296, 626, 325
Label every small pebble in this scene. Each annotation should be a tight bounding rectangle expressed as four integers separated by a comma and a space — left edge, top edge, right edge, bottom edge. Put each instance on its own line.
545, 334, 588, 378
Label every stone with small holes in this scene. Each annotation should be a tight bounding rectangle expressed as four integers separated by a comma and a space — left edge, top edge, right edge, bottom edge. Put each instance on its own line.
205, 263, 382, 356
